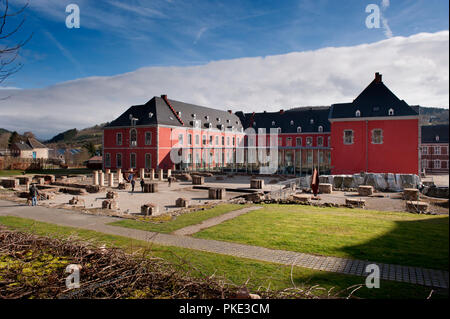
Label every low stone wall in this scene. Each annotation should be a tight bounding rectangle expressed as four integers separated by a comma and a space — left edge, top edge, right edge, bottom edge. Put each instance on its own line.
309, 173, 421, 192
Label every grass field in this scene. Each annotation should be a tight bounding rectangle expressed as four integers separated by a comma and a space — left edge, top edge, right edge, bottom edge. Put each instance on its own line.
108, 204, 250, 233
193, 204, 449, 270
0, 170, 24, 177
0, 215, 440, 299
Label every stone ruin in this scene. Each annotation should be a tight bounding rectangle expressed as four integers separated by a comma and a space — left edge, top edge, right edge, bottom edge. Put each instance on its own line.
102, 200, 118, 210
141, 203, 158, 216
176, 198, 190, 208
208, 187, 226, 200
311, 173, 421, 192
106, 191, 118, 199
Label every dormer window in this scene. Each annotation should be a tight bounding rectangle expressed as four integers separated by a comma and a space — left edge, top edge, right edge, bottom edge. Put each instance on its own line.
149, 112, 154, 118
217, 117, 221, 122
192, 113, 196, 118
272, 121, 275, 126
310, 119, 314, 124
277, 127, 282, 134
205, 115, 209, 120
176, 111, 181, 116
290, 120, 294, 126
297, 126, 302, 133
253, 122, 256, 127
226, 119, 230, 123
388, 108, 394, 116
318, 126, 323, 133
355, 110, 361, 117
436, 135, 440, 142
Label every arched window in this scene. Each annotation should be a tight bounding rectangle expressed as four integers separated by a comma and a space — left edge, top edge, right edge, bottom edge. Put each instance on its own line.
388, 108, 394, 116
310, 119, 314, 124
318, 126, 323, 132
277, 127, 282, 134
355, 110, 361, 117
290, 120, 294, 126
130, 129, 137, 147
297, 126, 302, 133
272, 121, 275, 126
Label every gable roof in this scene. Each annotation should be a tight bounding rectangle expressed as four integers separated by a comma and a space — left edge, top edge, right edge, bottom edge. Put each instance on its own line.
106, 96, 243, 131
329, 73, 418, 119
14, 138, 47, 151
235, 106, 331, 133
421, 124, 449, 144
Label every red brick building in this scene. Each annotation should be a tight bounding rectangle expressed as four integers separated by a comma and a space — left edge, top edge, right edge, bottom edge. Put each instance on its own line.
103, 73, 422, 175
420, 124, 449, 174
103, 95, 245, 171
329, 73, 419, 175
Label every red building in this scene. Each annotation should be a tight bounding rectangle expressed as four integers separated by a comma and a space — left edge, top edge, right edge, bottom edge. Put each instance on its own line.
420, 124, 449, 174
103, 95, 245, 171
329, 73, 419, 175
104, 73, 421, 175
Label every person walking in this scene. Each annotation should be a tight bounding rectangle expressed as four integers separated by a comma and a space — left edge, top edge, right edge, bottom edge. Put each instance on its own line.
311, 167, 319, 197
131, 178, 136, 193
140, 178, 145, 192
168, 176, 173, 187
29, 183, 39, 206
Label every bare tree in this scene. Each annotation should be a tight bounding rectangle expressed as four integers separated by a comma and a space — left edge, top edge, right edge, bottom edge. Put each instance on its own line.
0, 0, 31, 86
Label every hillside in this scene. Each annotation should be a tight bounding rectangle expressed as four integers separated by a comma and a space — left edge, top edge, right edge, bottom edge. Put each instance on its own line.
45, 123, 107, 148
416, 106, 449, 126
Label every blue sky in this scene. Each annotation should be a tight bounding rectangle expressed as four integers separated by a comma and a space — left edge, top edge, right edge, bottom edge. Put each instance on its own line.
5, 0, 448, 89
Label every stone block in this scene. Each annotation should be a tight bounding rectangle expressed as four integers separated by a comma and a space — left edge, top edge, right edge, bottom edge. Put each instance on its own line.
1, 179, 19, 189
102, 200, 118, 210
208, 187, 226, 199
176, 198, 189, 208
345, 198, 366, 208
192, 175, 204, 185
86, 185, 101, 193
250, 179, 264, 189
318, 183, 332, 194
403, 188, 419, 201
406, 201, 429, 213
141, 203, 158, 216
358, 185, 374, 196
106, 191, 118, 199
292, 194, 311, 203
143, 183, 158, 193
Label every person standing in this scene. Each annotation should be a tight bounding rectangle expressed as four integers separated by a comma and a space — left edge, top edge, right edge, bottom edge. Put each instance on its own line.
29, 183, 39, 206
131, 178, 136, 193
140, 178, 145, 192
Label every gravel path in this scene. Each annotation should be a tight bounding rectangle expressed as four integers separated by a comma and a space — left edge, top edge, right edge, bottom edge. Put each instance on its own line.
172, 206, 262, 236
0, 199, 447, 289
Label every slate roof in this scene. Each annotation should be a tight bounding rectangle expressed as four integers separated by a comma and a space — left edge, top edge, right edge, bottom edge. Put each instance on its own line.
329, 73, 418, 119
27, 138, 47, 149
106, 96, 243, 131
421, 125, 449, 144
235, 106, 331, 133
14, 141, 32, 151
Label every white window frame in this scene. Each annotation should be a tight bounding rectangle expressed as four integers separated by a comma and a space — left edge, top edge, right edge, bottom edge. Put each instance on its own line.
306, 137, 312, 146
343, 130, 354, 145
105, 153, 111, 168
434, 160, 441, 169
355, 110, 361, 117
116, 133, 122, 146
145, 131, 152, 145
317, 136, 323, 147
116, 153, 122, 168
145, 153, 152, 169
434, 146, 441, 155
296, 137, 302, 147
130, 129, 137, 147
371, 129, 383, 144
388, 108, 394, 116
130, 153, 137, 169
297, 126, 302, 133
422, 147, 428, 155
286, 137, 292, 147
318, 126, 323, 133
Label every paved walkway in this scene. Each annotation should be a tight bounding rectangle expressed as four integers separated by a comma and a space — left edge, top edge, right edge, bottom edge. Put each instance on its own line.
172, 206, 262, 236
0, 200, 448, 289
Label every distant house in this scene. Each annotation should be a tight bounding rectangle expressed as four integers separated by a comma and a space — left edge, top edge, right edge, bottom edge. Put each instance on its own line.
420, 124, 449, 174
86, 155, 103, 169
11, 138, 49, 159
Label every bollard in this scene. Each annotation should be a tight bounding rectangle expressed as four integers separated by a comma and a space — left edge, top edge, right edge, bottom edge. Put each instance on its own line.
149, 169, 155, 180
140, 168, 145, 179
117, 169, 123, 183
159, 169, 164, 181
99, 171, 105, 187
93, 170, 99, 186
108, 173, 115, 187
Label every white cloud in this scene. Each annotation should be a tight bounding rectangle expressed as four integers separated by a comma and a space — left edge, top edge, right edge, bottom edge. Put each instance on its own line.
381, 0, 390, 9
0, 31, 448, 139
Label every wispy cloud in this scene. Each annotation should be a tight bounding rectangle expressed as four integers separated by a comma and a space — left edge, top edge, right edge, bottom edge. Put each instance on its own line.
0, 31, 448, 138
380, 0, 393, 38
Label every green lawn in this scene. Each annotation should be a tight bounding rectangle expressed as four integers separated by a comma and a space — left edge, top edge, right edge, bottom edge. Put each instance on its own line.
194, 204, 449, 270
0, 215, 439, 299
108, 204, 250, 233
0, 170, 24, 177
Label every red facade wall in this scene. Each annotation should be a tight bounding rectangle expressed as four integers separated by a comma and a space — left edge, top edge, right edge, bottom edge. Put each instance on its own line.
331, 118, 419, 174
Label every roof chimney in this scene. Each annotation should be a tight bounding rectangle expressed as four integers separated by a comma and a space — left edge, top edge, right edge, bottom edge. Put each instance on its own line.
375, 72, 382, 83
161, 94, 167, 99
227, 110, 232, 114
280, 109, 285, 114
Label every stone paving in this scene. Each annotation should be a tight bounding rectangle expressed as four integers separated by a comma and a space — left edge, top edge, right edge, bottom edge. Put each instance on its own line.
0, 199, 448, 289
172, 206, 262, 236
